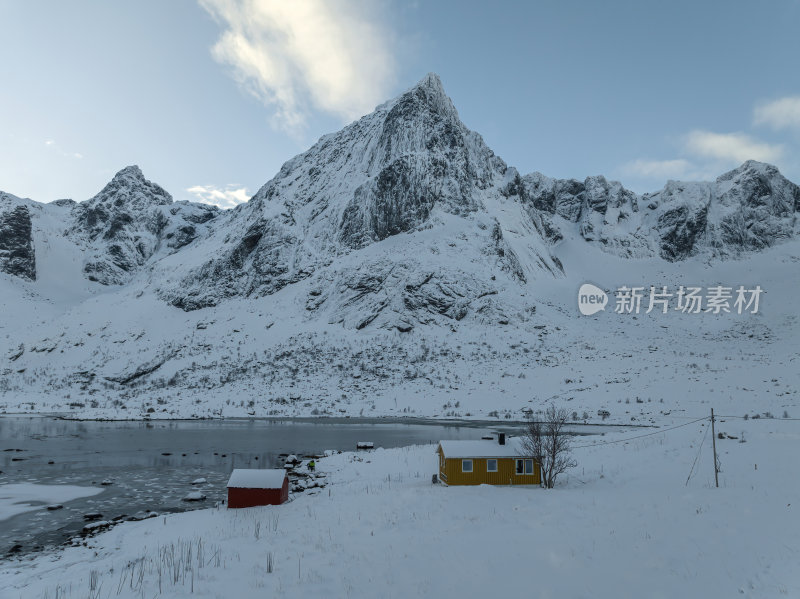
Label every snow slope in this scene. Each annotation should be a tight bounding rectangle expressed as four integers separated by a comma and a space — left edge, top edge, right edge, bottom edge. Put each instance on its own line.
2, 232, 796, 425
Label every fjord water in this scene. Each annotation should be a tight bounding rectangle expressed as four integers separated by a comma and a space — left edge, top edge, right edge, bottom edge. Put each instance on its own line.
0, 416, 632, 556
0, 416, 498, 556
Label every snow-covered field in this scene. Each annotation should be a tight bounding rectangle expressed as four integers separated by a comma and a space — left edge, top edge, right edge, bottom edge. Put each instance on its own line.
2, 417, 797, 598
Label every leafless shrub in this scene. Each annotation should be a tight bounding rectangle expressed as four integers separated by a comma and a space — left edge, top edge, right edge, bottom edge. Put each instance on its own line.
521, 403, 577, 489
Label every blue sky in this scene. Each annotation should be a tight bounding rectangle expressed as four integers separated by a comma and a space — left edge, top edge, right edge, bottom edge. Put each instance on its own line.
1, 0, 799, 206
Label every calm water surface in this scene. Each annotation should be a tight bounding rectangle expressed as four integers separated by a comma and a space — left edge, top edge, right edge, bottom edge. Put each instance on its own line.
0, 416, 630, 557
0, 416, 504, 556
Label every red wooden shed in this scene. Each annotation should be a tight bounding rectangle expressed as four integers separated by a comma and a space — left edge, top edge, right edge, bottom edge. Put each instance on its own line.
227, 469, 289, 508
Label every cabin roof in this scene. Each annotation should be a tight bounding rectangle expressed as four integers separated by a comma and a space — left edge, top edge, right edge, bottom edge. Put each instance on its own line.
227, 468, 287, 489
438, 438, 528, 458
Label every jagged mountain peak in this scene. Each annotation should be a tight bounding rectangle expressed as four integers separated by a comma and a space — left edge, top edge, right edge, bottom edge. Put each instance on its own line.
414, 72, 445, 93
713, 161, 799, 211
245, 69, 503, 243
113, 164, 145, 179
88, 165, 172, 209
66, 167, 217, 286
717, 160, 782, 182
521, 158, 799, 261
158, 72, 561, 315
396, 72, 458, 120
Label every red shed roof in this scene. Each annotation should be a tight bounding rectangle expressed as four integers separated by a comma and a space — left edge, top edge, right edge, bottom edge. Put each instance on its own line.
227, 468, 287, 489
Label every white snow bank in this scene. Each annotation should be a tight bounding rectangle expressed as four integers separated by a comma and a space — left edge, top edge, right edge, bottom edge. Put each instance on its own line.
0, 483, 104, 521
438, 437, 525, 457
227, 468, 286, 489
182, 491, 206, 502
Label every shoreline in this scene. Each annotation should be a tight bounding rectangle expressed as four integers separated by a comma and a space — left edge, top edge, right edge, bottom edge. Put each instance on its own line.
3, 423, 796, 598
0, 412, 656, 429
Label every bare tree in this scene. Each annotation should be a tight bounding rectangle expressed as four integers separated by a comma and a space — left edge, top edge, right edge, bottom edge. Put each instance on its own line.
522, 403, 577, 489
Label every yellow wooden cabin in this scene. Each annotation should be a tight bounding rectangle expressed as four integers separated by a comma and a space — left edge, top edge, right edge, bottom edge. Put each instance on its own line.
436, 435, 541, 486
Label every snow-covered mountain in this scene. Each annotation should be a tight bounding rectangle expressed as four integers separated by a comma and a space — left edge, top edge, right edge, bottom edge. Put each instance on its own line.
1, 73, 798, 421
523, 160, 799, 260
155, 72, 562, 326
0, 166, 220, 289
68, 165, 220, 285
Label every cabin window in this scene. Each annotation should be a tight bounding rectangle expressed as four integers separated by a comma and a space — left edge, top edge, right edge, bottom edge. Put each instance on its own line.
462, 459, 473, 473
487, 459, 498, 472
516, 459, 535, 475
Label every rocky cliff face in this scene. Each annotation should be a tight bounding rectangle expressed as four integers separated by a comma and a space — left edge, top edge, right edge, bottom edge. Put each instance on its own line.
336, 72, 496, 247
705, 161, 799, 254
0, 167, 220, 288
66, 166, 219, 285
522, 160, 800, 261
157, 73, 561, 319
521, 172, 646, 256
68, 166, 172, 284
68, 166, 218, 285
0, 195, 36, 280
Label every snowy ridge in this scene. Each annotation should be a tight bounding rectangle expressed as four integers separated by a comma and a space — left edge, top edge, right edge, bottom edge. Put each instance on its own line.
523, 160, 800, 260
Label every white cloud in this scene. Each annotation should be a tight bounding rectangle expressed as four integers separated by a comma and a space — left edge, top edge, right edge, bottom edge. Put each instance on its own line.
684, 130, 783, 164
619, 96, 798, 189
187, 184, 250, 209
620, 159, 692, 180
754, 96, 800, 131
44, 139, 83, 159
199, 0, 396, 133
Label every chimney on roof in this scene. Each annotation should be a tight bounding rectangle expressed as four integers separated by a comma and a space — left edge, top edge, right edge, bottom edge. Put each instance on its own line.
498, 433, 506, 445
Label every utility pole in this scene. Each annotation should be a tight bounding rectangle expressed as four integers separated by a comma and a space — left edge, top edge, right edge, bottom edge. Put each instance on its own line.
710, 408, 719, 488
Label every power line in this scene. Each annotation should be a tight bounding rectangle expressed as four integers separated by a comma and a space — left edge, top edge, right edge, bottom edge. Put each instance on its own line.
711, 408, 719, 487
715, 415, 800, 421
685, 418, 710, 486
571, 412, 800, 453
642, 414, 800, 422
571, 416, 709, 449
